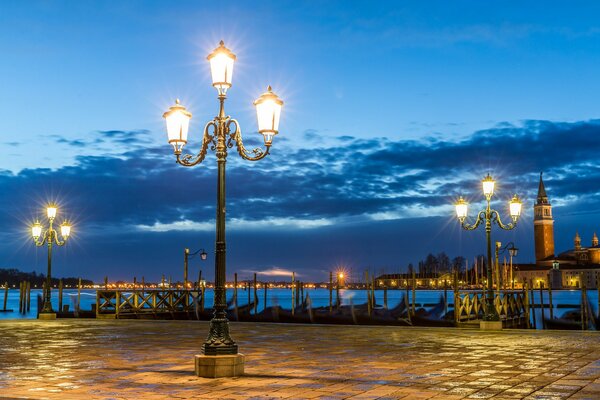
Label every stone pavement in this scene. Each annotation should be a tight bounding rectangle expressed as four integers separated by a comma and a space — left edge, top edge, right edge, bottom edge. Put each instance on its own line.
0, 320, 599, 399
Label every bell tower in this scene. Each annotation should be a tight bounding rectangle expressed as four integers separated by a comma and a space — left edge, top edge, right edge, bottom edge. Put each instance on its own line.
534, 172, 555, 262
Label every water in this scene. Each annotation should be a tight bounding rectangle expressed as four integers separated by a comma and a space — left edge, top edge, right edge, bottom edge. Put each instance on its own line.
0, 288, 597, 329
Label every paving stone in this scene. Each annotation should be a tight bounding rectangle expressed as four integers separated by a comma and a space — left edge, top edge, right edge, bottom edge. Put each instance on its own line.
0, 320, 599, 399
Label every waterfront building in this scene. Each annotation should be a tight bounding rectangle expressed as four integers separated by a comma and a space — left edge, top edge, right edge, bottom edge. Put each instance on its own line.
514, 173, 600, 288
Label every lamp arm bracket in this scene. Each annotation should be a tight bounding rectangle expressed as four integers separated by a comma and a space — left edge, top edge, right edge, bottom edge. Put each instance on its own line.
460, 210, 486, 231
227, 118, 270, 161
34, 232, 47, 247
491, 210, 516, 230
176, 121, 217, 167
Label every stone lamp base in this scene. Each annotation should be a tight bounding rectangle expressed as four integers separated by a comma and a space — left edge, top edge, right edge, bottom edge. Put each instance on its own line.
195, 354, 244, 378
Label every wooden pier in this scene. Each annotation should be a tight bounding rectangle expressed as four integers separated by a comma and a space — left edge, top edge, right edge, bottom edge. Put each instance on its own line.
96, 289, 202, 319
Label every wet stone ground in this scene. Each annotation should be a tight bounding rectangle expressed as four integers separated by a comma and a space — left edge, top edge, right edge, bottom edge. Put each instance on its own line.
0, 320, 599, 399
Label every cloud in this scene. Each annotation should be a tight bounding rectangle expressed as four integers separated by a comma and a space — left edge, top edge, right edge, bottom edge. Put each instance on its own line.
3, 118, 600, 280
240, 267, 296, 277
2, 119, 600, 236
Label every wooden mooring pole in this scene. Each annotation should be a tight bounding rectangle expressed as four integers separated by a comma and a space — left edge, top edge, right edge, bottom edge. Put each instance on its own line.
524, 283, 530, 329
19, 282, 23, 313
247, 280, 251, 313
412, 268, 416, 315
26, 281, 31, 312
234, 273, 238, 319
77, 278, 82, 313
58, 279, 63, 312
253, 273, 258, 315
291, 272, 295, 316
529, 279, 536, 329
383, 285, 388, 309
365, 270, 371, 316
329, 271, 333, 313
547, 275, 553, 320
539, 282, 545, 329
3, 281, 8, 311
264, 281, 268, 313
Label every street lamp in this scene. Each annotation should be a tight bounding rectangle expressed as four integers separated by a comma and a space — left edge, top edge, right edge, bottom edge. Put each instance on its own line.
184, 247, 208, 288
495, 242, 518, 290
31, 204, 72, 318
163, 41, 283, 377
454, 174, 522, 321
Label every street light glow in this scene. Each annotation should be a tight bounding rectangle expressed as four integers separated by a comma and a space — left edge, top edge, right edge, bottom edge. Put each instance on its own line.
455, 197, 468, 220
46, 205, 57, 220
207, 40, 236, 95
60, 222, 72, 238
163, 99, 192, 154
31, 221, 42, 239
254, 86, 284, 146
509, 194, 522, 220
482, 174, 495, 199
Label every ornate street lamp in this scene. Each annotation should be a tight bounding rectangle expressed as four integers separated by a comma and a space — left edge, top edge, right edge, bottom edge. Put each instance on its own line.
454, 174, 521, 322
184, 247, 208, 288
495, 242, 518, 290
31, 204, 72, 318
163, 41, 283, 377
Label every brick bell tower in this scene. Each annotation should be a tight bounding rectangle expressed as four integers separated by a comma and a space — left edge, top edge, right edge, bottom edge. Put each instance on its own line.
534, 172, 555, 262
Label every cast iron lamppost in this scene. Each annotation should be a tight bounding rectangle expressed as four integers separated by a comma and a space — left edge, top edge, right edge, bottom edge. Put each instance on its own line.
495, 242, 518, 289
163, 41, 283, 377
184, 247, 208, 288
31, 205, 72, 318
454, 174, 522, 322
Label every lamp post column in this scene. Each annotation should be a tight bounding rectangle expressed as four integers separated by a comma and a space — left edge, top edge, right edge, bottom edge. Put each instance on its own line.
44, 228, 53, 313
201, 96, 238, 356
485, 202, 498, 321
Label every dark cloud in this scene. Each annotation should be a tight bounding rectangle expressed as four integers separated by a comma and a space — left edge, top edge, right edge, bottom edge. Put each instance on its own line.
1, 119, 599, 281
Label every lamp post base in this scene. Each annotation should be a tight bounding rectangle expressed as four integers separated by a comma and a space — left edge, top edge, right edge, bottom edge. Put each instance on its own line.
480, 320, 503, 330
38, 312, 57, 320
194, 354, 244, 378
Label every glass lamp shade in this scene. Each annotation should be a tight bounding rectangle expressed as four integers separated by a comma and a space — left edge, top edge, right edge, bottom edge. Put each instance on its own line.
47, 206, 57, 220
509, 247, 518, 257
509, 194, 522, 219
31, 222, 42, 239
254, 86, 283, 145
163, 99, 192, 154
200, 250, 207, 261
207, 41, 236, 95
482, 174, 495, 198
60, 223, 71, 238
455, 197, 468, 220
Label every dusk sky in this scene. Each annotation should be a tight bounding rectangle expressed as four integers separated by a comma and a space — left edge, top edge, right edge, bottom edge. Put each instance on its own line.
1, 1, 600, 282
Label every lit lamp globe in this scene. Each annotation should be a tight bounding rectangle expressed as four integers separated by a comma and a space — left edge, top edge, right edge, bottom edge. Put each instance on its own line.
61, 222, 72, 238
254, 86, 283, 146
455, 197, 468, 221
509, 194, 522, 221
47, 205, 57, 220
207, 41, 236, 95
482, 174, 495, 199
163, 99, 192, 154
31, 221, 42, 240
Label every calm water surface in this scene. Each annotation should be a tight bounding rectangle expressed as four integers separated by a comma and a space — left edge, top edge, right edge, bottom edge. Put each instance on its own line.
0, 288, 597, 329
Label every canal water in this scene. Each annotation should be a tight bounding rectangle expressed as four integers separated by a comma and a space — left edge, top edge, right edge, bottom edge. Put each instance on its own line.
0, 288, 597, 329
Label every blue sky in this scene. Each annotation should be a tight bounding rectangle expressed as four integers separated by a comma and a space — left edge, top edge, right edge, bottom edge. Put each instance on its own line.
1, 1, 599, 282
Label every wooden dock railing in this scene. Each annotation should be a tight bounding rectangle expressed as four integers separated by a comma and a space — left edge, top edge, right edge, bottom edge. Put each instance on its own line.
454, 291, 528, 327
96, 289, 201, 318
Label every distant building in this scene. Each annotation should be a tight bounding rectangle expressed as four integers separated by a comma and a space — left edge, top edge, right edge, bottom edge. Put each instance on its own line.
514, 173, 600, 289
375, 272, 454, 288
